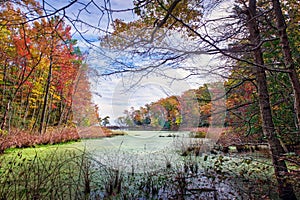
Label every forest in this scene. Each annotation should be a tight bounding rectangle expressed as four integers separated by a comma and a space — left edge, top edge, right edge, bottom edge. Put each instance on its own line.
0, 0, 300, 199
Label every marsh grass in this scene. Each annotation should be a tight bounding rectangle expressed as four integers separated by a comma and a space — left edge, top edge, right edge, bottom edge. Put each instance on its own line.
0, 147, 90, 199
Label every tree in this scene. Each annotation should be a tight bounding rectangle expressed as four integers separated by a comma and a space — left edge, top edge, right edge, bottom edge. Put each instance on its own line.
72, 63, 98, 127
245, 0, 296, 198
36, 17, 81, 133
0, 1, 43, 130
102, 116, 110, 127
115, 85, 210, 131
0, 0, 84, 133
271, 0, 300, 130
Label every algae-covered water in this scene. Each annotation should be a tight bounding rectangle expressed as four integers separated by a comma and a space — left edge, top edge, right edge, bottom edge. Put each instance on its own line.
0, 130, 285, 199
74, 131, 196, 172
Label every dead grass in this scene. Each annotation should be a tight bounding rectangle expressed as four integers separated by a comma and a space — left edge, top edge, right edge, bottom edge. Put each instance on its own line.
0, 127, 80, 153
0, 126, 120, 153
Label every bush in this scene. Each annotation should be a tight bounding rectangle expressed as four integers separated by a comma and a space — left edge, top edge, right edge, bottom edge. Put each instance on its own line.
189, 131, 206, 138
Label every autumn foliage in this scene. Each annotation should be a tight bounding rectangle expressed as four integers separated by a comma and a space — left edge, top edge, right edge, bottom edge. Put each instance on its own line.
116, 84, 211, 130
0, 1, 85, 133
0, 0, 101, 152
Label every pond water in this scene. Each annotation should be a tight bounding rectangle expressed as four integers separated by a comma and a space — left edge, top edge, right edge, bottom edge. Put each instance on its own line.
81, 131, 182, 152
70, 131, 265, 199
73, 131, 207, 173
1, 131, 278, 199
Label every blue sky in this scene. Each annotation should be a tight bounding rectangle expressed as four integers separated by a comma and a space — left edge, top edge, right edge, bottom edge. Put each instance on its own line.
41, 0, 136, 42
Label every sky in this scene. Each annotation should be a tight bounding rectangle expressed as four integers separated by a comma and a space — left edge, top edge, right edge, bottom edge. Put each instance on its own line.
40, 0, 228, 124
87, 51, 223, 124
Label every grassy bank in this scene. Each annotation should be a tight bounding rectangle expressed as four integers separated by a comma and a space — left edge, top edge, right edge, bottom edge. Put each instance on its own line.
0, 146, 87, 199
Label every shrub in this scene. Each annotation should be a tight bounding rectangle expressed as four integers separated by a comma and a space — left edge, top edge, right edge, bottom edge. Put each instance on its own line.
189, 131, 206, 138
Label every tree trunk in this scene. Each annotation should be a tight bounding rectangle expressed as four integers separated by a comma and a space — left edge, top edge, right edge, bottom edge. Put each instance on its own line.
1, 63, 9, 130
46, 94, 53, 127
272, 0, 300, 130
246, 1, 296, 199
23, 92, 31, 126
1, 101, 10, 130
39, 55, 53, 134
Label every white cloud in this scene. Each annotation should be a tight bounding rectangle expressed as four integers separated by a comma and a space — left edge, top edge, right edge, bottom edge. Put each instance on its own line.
90, 66, 207, 124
